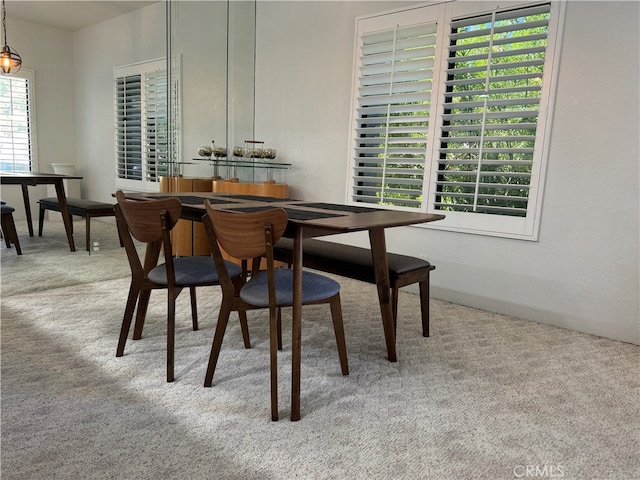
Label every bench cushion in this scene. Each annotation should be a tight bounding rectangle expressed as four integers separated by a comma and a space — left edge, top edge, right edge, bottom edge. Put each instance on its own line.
39, 197, 115, 212
273, 237, 432, 284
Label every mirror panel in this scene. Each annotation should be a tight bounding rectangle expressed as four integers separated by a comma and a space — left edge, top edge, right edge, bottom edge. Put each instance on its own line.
227, 0, 256, 156
168, 0, 255, 180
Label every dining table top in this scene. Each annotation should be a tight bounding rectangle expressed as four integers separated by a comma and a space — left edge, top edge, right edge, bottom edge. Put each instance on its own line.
0, 171, 83, 183
122, 191, 446, 233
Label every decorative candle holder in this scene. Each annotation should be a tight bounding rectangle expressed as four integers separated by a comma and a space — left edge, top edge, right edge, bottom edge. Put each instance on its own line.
263, 148, 277, 183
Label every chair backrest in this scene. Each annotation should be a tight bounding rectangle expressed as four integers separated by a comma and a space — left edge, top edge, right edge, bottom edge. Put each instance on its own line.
114, 190, 184, 280
204, 202, 288, 261
115, 190, 182, 244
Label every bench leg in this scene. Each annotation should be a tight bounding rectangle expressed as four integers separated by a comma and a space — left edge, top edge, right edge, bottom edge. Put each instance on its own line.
38, 204, 45, 237
40, 208, 75, 236
85, 214, 91, 252
87, 213, 124, 252
419, 277, 430, 337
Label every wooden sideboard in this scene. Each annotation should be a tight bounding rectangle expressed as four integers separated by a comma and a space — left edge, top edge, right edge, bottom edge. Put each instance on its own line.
160, 176, 289, 256
212, 179, 288, 198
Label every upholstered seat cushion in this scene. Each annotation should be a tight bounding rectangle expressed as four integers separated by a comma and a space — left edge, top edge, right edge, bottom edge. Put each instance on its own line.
1, 205, 15, 214
148, 256, 242, 286
38, 197, 114, 212
240, 268, 340, 307
273, 237, 432, 282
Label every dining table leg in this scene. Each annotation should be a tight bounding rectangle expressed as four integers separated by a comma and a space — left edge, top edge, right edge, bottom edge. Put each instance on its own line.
369, 228, 397, 362
54, 180, 77, 252
290, 229, 303, 421
20, 184, 34, 237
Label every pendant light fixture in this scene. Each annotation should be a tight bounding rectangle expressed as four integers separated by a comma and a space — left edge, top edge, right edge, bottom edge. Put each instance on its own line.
1, 0, 21, 74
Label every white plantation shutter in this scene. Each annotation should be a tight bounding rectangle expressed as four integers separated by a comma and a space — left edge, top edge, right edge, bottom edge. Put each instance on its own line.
0, 71, 34, 172
115, 59, 172, 191
348, 1, 562, 239
351, 21, 438, 207
143, 69, 169, 182
435, 4, 552, 217
115, 74, 142, 181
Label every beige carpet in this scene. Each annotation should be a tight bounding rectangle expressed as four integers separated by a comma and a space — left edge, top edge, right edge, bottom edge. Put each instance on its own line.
1, 220, 639, 479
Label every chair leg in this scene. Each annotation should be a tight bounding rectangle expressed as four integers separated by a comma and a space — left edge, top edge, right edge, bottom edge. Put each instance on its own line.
133, 289, 153, 340
392, 285, 400, 334
167, 288, 178, 382
1, 215, 11, 248
231, 275, 251, 348
269, 305, 279, 421
1, 212, 22, 255
329, 294, 349, 376
276, 307, 283, 350
189, 286, 199, 331
117, 279, 142, 357
419, 278, 430, 337
204, 302, 232, 387
238, 310, 251, 349
14, 233, 22, 255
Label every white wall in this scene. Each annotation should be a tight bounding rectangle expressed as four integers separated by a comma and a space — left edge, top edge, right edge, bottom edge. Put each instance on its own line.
253, 1, 640, 344
1, 17, 76, 212
73, 2, 166, 203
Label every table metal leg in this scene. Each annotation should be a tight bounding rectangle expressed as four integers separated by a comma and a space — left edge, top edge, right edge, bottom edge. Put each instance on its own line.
291, 229, 303, 421
369, 228, 397, 362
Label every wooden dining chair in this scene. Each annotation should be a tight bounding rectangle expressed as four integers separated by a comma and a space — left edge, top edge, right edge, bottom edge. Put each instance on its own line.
202, 202, 349, 421
113, 190, 249, 382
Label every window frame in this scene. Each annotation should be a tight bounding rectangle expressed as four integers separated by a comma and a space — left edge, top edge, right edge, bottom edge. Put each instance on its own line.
114, 58, 178, 193
0, 69, 37, 173
346, 0, 565, 240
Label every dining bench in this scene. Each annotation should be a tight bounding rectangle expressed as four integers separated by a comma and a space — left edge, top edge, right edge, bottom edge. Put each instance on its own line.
273, 238, 436, 337
38, 197, 118, 252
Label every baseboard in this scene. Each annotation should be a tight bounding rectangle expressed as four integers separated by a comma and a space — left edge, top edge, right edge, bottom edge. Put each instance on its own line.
398, 284, 639, 346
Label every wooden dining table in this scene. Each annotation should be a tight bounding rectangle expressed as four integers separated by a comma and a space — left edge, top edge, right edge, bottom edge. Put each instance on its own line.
1, 171, 83, 252
121, 191, 445, 420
